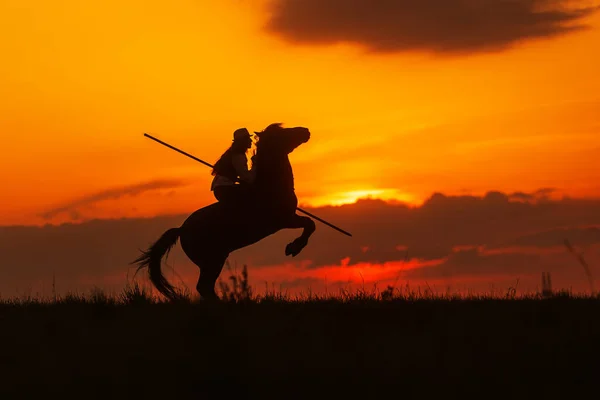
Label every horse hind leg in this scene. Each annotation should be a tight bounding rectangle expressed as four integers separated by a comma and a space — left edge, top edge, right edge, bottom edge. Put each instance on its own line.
179, 229, 228, 302
194, 253, 228, 301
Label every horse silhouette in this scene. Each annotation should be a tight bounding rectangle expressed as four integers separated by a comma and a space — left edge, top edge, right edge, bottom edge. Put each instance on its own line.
132, 123, 316, 301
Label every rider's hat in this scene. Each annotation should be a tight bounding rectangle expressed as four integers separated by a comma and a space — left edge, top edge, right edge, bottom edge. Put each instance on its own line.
233, 128, 251, 141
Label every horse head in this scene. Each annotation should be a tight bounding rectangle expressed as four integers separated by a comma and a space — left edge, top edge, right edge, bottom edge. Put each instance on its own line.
254, 123, 310, 155
251, 123, 311, 211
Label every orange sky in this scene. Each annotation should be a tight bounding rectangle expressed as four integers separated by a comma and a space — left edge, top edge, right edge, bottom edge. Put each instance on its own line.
2, 0, 600, 226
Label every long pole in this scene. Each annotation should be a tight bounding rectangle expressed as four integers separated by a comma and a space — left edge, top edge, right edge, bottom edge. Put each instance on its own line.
143, 133, 353, 237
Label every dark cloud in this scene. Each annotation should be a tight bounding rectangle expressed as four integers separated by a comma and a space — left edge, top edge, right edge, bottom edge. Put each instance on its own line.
490, 226, 600, 249
2, 189, 600, 296
508, 188, 557, 201
39, 179, 189, 221
280, 191, 600, 267
264, 0, 598, 54
406, 247, 543, 280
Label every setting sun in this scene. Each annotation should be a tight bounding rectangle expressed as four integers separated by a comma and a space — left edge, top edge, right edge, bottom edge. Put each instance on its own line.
305, 189, 419, 207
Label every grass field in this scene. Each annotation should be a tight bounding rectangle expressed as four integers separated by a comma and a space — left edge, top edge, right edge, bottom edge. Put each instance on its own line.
1, 268, 599, 399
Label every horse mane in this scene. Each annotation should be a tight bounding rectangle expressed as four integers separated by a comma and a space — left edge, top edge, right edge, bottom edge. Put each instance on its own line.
252, 122, 294, 191
255, 123, 284, 146
253, 122, 284, 159
259, 122, 284, 133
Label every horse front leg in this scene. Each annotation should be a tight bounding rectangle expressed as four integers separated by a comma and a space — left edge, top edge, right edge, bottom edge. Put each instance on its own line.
283, 214, 316, 257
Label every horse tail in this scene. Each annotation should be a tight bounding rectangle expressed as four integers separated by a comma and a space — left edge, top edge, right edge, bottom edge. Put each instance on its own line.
131, 227, 181, 301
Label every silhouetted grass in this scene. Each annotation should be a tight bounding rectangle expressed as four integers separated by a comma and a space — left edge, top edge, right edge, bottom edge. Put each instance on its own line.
0, 267, 598, 398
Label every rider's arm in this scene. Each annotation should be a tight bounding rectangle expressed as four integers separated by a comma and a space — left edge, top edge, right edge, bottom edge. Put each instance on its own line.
231, 154, 256, 184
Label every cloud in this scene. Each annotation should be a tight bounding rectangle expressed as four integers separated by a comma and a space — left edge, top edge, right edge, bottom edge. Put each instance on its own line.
39, 179, 189, 221
508, 188, 557, 201
2, 189, 600, 297
274, 191, 600, 268
264, 0, 598, 55
490, 226, 600, 249
406, 247, 543, 280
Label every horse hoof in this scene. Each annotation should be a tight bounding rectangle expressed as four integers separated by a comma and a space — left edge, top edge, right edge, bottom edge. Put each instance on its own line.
285, 242, 299, 257
285, 243, 294, 256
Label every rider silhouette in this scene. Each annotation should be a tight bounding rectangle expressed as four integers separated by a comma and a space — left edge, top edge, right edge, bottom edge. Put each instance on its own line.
211, 128, 256, 206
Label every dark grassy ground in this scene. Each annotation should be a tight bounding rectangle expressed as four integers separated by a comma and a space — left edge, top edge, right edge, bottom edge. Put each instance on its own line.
1, 272, 599, 399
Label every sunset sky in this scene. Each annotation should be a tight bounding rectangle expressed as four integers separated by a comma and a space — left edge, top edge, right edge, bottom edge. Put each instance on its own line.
2, 0, 600, 297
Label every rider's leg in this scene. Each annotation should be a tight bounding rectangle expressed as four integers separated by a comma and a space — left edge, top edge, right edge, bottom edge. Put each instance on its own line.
213, 185, 243, 207
214, 185, 234, 202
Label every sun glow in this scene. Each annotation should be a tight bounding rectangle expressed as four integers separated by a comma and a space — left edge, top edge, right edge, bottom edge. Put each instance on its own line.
305, 188, 418, 207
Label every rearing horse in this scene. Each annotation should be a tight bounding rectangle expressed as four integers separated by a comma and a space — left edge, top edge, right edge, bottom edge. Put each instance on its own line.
132, 123, 316, 301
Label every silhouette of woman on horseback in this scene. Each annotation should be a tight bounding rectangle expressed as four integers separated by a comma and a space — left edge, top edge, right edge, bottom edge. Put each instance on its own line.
210, 128, 256, 207
133, 123, 316, 301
